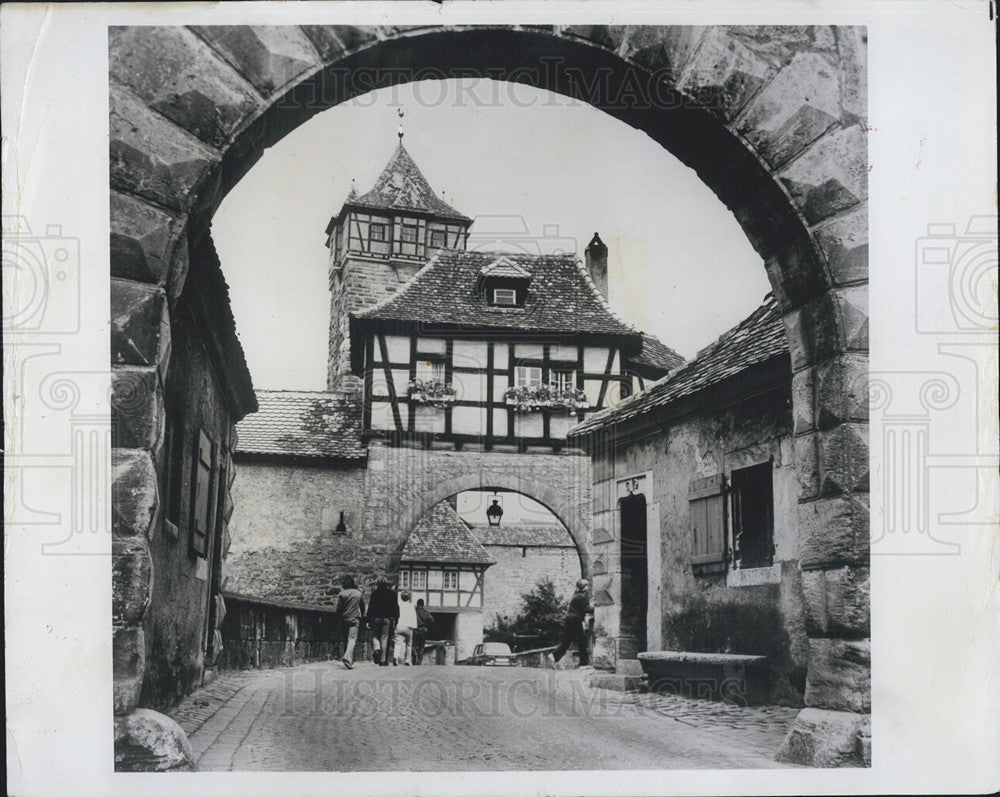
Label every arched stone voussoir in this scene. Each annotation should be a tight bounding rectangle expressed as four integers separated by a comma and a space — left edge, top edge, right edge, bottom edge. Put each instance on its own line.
110, 26, 266, 150
110, 84, 222, 214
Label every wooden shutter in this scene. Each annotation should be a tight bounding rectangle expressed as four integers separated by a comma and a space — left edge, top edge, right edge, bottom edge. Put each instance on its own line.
689, 474, 725, 565
190, 430, 212, 557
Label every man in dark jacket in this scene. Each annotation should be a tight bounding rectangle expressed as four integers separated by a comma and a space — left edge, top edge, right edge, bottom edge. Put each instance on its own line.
412, 598, 434, 665
550, 579, 594, 667
366, 576, 399, 666
333, 575, 365, 669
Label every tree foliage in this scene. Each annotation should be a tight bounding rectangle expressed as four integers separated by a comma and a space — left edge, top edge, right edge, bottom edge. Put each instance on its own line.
484, 577, 567, 649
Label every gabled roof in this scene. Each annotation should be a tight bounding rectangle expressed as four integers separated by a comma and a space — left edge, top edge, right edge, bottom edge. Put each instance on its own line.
351, 250, 640, 345
470, 523, 576, 548
629, 332, 686, 375
569, 294, 788, 436
479, 255, 532, 279
343, 143, 471, 222
235, 390, 365, 461
401, 502, 495, 566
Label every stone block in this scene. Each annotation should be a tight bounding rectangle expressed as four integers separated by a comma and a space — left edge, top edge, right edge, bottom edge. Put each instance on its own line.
801, 566, 870, 638
190, 26, 321, 97
779, 124, 868, 225
833, 284, 869, 351
110, 26, 262, 149
794, 432, 820, 498
791, 367, 815, 434
113, 626, 145, 715
110, 86, 220, 213
813, 202, 868, 286
114, 709, 194, 771
112, 449, 159, 538
799, 493, 869, 569
620, 26, 705, 81
299, 25, 376, 60
776, 707, 866, 767
819, 423, 869, 495
718, 25, 838, 68
113, 536, 153, 626
783, 295, 841, 371
561, 24, 624, 53
111, 366, 162, 451
816, 352, 869, 429
737, 51, 842, 169
835, 27, 868, 122
590, 673, 645, 692
111, 279, 167, 368
825, 566, 870, 638
680, 27, 777, 120
805, 638, 870, 713
110, 192, 181, 285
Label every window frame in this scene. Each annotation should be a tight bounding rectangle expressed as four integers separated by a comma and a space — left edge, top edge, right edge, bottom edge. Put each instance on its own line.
492, 287, 518, 306
415, 359, 445, 383
400, 224, 419, 244
729, 461, 775, 570
442, 570, 459, 590
550, 369, 576, 392
368, 222, 387, 242
429, 229, 446, 248
515, 366, 543, 388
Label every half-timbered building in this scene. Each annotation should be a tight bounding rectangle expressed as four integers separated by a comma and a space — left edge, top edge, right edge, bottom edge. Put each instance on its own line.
226, 137, 684, 668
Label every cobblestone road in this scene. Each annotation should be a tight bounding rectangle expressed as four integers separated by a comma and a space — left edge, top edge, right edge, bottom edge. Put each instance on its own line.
170, 661, 799, 771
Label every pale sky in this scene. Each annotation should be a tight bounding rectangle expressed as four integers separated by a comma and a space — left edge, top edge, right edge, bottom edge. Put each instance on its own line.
214, 79, 770, 393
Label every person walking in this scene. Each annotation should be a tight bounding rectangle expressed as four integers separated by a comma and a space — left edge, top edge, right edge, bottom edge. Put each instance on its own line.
394, 591, 418, 666
333, 575, 365, 669
366, 576, 398, 666
413, 598, 434, 665
549, 579, 594, 668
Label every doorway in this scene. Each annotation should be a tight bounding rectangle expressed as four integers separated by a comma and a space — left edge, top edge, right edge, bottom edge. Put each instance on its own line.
618, 492, 648, 657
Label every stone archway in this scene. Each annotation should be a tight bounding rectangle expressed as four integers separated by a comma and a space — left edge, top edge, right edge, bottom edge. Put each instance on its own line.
110, 23, 868, 768
390, 463, 593, 580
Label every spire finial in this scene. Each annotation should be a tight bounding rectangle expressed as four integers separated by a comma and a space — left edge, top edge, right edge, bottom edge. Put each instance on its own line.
397, 107, 405, 141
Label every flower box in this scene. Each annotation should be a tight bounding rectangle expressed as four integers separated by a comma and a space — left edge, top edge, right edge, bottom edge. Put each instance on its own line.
503, 384, 589, 415
408, 379, 456, 409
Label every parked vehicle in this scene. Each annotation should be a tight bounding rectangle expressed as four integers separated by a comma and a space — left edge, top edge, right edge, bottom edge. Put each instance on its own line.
464, 642, 517, 666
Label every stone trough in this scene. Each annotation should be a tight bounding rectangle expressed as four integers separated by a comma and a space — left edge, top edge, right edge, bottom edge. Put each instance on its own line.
638, 651, 771, 706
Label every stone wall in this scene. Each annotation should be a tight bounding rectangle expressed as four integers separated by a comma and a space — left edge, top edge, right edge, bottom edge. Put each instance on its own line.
482, 545, 581, 627
137, 287, 238, 713
590, 384, 808, 702
327, 256, 422, 389
227, 459, 381, 605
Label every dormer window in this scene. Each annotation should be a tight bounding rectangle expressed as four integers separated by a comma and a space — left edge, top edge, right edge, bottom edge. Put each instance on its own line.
479, 256, 531, 309
492, 287, 518, 306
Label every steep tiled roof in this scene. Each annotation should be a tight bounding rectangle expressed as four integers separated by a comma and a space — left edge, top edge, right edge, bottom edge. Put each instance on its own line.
345, 143, 471, 222
353, 251, 640, 342
569, 294, 787, 436
629, 332, 686, 374
235, 390, 365, 460
402, 502, 495, 565
470, 523, 576, 548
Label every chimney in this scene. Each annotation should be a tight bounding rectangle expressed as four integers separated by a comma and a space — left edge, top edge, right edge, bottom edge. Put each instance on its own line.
585, 232, 608, 298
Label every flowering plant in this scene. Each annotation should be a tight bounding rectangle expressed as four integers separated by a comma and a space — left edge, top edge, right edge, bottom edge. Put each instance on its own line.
503, 384, 589, 415
408, 379, 456, 408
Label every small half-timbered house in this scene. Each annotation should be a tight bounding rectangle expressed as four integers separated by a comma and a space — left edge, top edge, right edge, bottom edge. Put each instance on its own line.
400, 501, 495, 661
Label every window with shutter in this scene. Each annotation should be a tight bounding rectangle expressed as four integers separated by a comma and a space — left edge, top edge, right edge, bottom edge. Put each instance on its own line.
689, 474, 726, 573
190, 430, 213, 557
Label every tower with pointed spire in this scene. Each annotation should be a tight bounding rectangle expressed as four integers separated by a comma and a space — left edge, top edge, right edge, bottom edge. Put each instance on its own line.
324, 139, 472, 389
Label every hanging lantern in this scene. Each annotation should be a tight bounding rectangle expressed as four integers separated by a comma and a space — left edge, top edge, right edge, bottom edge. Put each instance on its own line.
485, 493, 504, 527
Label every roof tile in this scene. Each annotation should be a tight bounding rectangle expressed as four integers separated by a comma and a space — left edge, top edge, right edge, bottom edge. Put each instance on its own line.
235, 390, 365, 460
402, 502, 495, 565
570, 294, 787, 435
